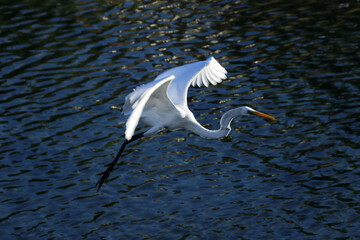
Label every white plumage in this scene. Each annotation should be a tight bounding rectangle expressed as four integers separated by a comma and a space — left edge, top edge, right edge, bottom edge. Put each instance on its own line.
123, 56, 228, 140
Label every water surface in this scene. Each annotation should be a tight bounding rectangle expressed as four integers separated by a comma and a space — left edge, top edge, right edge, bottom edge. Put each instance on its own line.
1, 0, 360, 239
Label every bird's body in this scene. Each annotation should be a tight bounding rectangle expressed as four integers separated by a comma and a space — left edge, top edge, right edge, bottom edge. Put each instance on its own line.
96, 56, 275, 191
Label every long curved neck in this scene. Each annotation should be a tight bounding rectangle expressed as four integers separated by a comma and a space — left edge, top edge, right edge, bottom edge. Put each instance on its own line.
186, 108, 244, 139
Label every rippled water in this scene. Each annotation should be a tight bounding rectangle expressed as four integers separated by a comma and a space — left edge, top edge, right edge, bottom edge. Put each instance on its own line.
1, 0, 360, 239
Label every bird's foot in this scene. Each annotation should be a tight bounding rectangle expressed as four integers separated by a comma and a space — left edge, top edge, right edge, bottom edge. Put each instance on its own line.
96, 161, 116, 192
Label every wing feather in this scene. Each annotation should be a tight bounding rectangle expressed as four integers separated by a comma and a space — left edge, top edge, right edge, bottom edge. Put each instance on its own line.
201, 70, 209, 87
205, 67, 218, 85
196, 71, 203, 87
164, 56, 227, 110
210, 62, 226, 82
124, 75, 175, 140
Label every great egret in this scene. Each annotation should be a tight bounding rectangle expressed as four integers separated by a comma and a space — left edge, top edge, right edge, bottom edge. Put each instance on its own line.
96, 56, 275, 191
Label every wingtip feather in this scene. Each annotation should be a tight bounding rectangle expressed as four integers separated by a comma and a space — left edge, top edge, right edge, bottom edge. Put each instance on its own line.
188, 56, 227, 88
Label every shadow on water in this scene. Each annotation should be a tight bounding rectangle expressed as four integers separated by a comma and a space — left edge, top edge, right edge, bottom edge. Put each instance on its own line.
1, 0, 360, 239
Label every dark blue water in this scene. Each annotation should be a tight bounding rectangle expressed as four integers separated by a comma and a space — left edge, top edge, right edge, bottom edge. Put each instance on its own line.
1, 0, 360, 239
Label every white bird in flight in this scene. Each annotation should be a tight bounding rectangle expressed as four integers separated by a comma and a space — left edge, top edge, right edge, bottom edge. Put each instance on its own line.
96, 56, 275, 191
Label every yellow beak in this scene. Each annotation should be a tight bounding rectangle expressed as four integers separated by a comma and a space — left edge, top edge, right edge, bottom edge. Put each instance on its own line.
249, 110, 276, 120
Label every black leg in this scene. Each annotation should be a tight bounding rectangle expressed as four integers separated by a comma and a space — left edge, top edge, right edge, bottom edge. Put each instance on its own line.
96, 132, 145, 192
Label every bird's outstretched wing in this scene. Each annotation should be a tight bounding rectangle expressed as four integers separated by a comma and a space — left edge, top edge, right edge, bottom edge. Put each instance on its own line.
154, 56, 227, 111
123, 75, 175, 140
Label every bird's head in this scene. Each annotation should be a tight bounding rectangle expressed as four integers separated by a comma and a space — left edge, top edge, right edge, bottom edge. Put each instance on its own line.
220, 106, 276, 131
